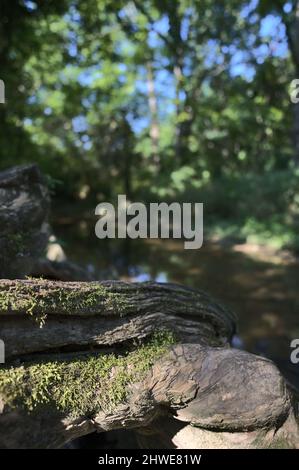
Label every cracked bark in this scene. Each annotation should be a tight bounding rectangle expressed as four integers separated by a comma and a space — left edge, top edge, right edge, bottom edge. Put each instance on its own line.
0, 279, 235, 359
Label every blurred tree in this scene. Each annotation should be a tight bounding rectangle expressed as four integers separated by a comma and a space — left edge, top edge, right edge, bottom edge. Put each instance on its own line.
0, 0, 295, 204
259, 0, 299, 164
0, 0, 69, 165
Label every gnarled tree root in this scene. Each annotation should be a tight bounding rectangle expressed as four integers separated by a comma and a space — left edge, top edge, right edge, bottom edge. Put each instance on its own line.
0, 280, 298, 448
0, 344, 298, 448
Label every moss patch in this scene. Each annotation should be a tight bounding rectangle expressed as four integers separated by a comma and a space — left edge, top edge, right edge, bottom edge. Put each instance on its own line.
0, 281, 130, 327
0, 331, 176, 417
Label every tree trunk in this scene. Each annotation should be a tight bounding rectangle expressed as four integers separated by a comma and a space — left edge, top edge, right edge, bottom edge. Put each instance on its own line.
146, 61, 160, 166
295, 99, 299, 165
283, 1, 299, 164
292, 2, 299, 165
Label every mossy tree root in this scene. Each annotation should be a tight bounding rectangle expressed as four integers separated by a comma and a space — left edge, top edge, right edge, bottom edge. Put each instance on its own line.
0, 280, 298, 448
0, 344, 298, 449
0, 279, 235, 359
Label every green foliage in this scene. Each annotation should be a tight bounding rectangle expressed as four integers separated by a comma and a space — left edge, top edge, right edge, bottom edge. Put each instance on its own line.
200, 171, 299, 251
0, 1, 297, 249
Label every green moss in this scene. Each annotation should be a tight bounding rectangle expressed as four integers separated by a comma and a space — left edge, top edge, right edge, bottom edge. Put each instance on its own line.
59, 282, 130, 315
0, 331, 176, 417
0, 283, 47, 327
0, 281, 131, 327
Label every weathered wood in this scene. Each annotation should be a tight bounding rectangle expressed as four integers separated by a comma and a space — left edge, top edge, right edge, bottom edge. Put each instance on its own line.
1, 312, 218, 359
0, 344, 297, 449
0, 279, 236, 359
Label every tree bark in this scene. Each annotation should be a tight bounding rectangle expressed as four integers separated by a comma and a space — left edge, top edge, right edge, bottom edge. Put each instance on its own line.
0, 279, 235, 359
0, 343, 297, 449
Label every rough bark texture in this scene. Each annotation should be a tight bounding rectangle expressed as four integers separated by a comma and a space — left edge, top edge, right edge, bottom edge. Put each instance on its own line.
0, 280, 298, 449
0, 279, 236, 359
0, 165, 50, 278
0, 344, 297, 449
